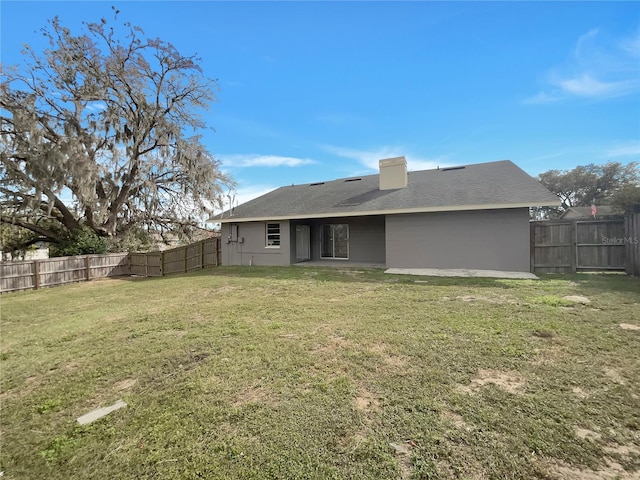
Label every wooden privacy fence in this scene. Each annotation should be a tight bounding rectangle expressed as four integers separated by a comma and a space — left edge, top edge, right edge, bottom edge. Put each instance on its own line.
129, 237, 221, 277
1, 237, 221, 293
531, 215, 640, 274
0, 253, 130, 293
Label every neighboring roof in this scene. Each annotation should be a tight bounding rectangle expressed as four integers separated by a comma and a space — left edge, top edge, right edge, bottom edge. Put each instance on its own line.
217, 159, 560, 223
559, 205, 620, 219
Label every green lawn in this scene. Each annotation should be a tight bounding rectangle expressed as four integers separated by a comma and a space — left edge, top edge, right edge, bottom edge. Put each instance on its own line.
1, 267, 639, 479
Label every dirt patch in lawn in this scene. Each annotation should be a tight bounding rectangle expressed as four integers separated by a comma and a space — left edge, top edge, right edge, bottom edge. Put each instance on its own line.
603, 367, 626, 384
545, 459, 637, 479
367, 343, 410, 373
232, 384, 276, 407
574, 426, 601, 441
383, 354, 409, 370
1, 360, 82, 401
312, 335, 359, 354
368, 342, 389, 355
544, 435, 640, 479
457, 369, 525, 395
208, 285, 237, 295
163, 329, 188, 337
619, 323, 640, 331
530, 343, 567, 366
339, 431, 369, 452
0, 375, 39, 401
572, 386, 590, 399
337, 269, 366, 277
354, 387, 380, 414
114, 378, 137, 391
450, 294, 518, 304
441, 410, 471, 431
604, 444, 640, 456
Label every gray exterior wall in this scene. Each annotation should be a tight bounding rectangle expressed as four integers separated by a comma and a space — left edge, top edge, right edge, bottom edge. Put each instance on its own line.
220, 221, 291, 266
222, 209, 529, 270
385, 208, 531, 271
221, 217, 385, 266
292, 216, 386, 264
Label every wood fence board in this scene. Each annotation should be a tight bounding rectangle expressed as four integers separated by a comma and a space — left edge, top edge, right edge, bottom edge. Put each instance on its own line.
0, 261, 35, 292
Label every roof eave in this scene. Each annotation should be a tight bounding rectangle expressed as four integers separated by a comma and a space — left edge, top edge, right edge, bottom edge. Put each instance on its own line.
215, 200, 561, 223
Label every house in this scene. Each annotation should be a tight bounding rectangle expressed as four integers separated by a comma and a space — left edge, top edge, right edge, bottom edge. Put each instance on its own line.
559, 205, 620, 220
217, 158, 559, 272
1, 242, 49, 262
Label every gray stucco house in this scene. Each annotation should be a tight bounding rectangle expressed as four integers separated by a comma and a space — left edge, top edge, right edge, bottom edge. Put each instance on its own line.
217, 158, 559, 272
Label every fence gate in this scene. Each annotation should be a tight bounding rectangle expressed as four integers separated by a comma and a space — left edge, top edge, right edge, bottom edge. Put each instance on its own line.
531, 219, 627, 274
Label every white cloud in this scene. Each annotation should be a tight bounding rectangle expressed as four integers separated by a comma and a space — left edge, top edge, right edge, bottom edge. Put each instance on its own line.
606, 141, 640, 158
235, 184, 276, 205
574, 28, 600, 60
526, 29, 640, 103
207, 184, 277, 223
552, 73, 638, 98
620, 31, 640, 56
322, 145, 449, 172
221, 154, 316, 168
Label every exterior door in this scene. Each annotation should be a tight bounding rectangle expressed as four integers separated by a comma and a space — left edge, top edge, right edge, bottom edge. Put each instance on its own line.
320, 224, 349, 259
295, 225, 311, 261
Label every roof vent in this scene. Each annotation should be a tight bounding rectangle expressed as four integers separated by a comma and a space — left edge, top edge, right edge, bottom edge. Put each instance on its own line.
441, 166, 465, 172
310, 182, 325, 186
344, 178, 361, 182
379, 156, 408, 190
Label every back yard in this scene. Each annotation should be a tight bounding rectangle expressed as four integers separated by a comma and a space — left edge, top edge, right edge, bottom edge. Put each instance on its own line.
1, 267, 639, 479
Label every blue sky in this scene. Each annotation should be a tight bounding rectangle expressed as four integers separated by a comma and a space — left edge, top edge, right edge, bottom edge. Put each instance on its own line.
2, 1, 639, 208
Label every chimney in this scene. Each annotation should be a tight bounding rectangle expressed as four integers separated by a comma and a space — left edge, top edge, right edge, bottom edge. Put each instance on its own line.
379, 156, 408, 190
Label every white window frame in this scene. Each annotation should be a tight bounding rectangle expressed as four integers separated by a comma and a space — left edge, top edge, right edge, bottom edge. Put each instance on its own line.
266, 222, 281, 248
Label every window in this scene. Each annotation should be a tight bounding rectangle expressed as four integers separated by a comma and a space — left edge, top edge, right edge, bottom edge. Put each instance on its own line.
266, 223, 281, 247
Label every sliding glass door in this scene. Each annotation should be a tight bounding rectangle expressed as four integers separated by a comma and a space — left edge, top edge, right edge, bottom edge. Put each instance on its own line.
321, 224, 349, 259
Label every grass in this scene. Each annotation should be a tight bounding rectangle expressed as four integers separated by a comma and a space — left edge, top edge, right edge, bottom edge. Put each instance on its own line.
1, 266, 639, 479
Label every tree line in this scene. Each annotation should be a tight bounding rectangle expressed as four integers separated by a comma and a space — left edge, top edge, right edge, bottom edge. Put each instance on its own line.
535, 161, 640, 220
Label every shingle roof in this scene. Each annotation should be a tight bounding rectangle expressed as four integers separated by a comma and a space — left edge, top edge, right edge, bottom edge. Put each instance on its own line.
559, 205, 620, 218
218, 160, 560, 223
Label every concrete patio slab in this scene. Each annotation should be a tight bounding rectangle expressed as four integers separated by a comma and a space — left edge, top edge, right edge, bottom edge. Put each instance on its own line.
385, 268, 538, 280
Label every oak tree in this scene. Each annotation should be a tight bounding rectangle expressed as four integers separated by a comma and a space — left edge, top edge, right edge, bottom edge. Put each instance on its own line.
1, 10, 232, 253
536, 161, 639, 218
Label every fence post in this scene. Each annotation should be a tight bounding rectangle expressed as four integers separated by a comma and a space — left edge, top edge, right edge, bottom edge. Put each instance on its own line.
530, 222, 535, 273
160, 251, 165, 277
200, 240, 204, 270
184, 245, 188, 273
571, 221, 577, 273
626, 213, 640, 276
33, 260, 40, 290
85, 256, 91, 281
